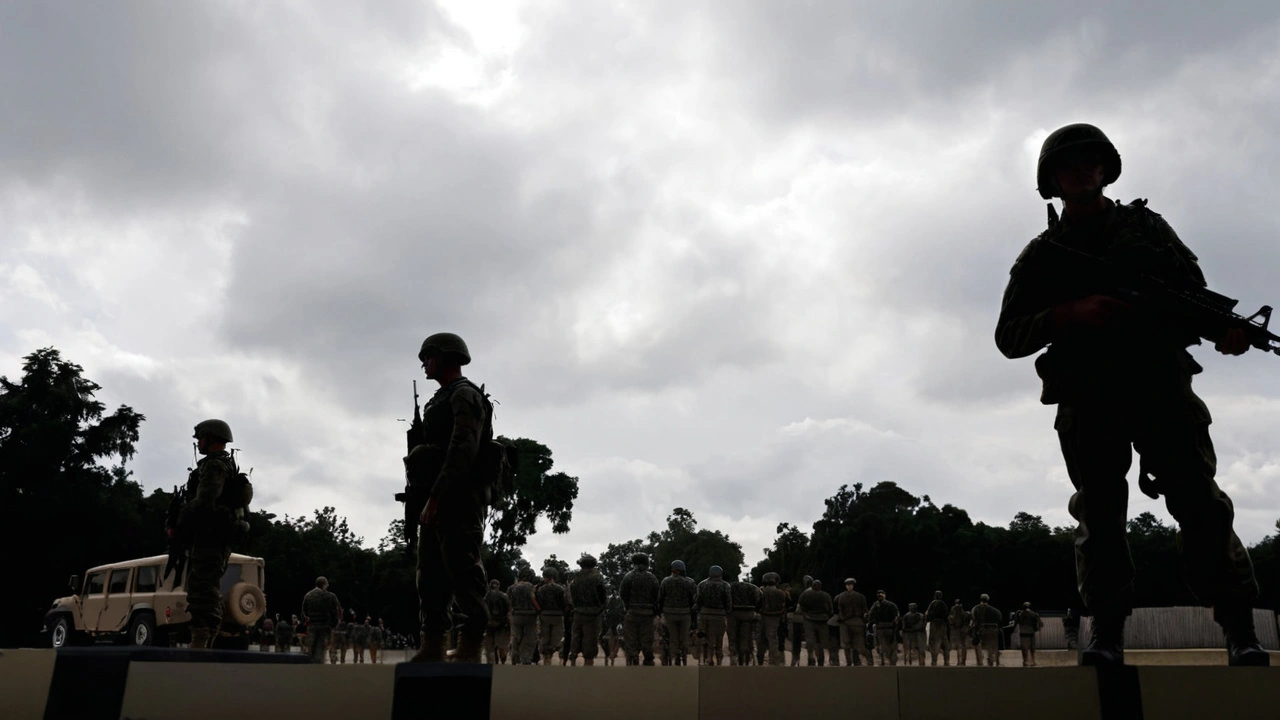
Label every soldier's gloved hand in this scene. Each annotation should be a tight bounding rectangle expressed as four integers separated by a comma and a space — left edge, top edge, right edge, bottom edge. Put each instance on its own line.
1214, 327, 1250, 356
419, 496, 439, 526
1052, 294, 1132, 329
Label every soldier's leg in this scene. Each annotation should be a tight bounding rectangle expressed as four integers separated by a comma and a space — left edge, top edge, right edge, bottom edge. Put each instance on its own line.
917, 634, 926, 665
710, 616, 727, 666
954, 629, 968, 666
416, 525, 453, 651
184, 543, 231, 647
941, 624, 951, 666
582, 615, 600, 665
853, 623, 871, 666
726, 616, 741, 666
639, 616, 656, 665
1135, 421, 1260, 620
438, 522, 489, 660
672, 615, 691, 665
496, 626, 510, 664
371, 644, 379, 664
826, 625, 839, 666
484, 629, 497, 664
312, 627, 332, 664
622, 614, 639, 665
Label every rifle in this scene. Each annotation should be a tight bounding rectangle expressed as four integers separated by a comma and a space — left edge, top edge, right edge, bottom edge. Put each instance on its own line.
395, 381, 426, 559
163, 482, 191, 584
1042, 236, 1280, 355
406, 380, 422, 454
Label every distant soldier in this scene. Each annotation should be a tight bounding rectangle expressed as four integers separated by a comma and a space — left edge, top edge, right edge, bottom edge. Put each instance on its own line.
727, 574, 762, 666
569, 555, 608, 666
508, 567, 540, 664
758, 573, 788, 666
620, 553, 660, 666
901, 603, 926, 666
798, 579, 834, 666
787, 577, 810, 666
948, 600, 971, 666
655, 614, 670, 665
483, 579, 512, 664
260, 615, 275, 652
1015, 602, 1044, 667
371, 619, 385, 663
657, 560, 697, 666
971, 594, 1002, 667
330, 610, 350, 664
1063, 608, 1080, 651
601, 586, 624, 666
300, 577, 341, 664
924, 591, 950, 666
535, 567, 569, 665
694, 565, 733, 665
277, 614, 297, 653
352, 617, 372, 663
868, 590, 900, 666
834, 578, 871, 666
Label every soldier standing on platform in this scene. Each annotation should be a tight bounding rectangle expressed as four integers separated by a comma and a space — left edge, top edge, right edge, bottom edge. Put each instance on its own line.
728, 574, 762, 666
925, 591, 950, 666
971, 594, 1002, 667
787, 577, 810, 666
1015, 602, 1044, 667
301, 577, 341, 664
483, 579, 512, 664
758, 573, 788, 666
508, 567, 540, 664
569, 555, 607, 666
694, 565, 732, 665
657, 560, 697, 666
798, 579, 834, 666
901, 603, 927, 666
535, 566, 569, 665
948, 600, 971, 666
620, 553, 660, 666
869, 590, 900, 666
834, 578, 871, 666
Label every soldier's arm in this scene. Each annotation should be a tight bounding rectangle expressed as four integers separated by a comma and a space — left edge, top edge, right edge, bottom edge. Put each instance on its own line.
995, 242, 1058, 359
1153, 215, 1208, 288
619, 575, 632, 608
432, 386, 486, 498
596, 581, 607, 608
180, 457, 230, 522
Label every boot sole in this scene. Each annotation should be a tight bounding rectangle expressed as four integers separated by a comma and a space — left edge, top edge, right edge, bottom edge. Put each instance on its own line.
1228, 653, 1271, 667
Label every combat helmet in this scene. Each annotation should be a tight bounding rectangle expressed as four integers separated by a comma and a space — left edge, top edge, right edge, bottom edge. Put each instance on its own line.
1037, 123, 1121, 199
670, 559, 686, 573
803, 575, 813, 588
709, 565, 724, 578
908, 602, 918, 610
541, 566, 558, 580
517, 566, 536, 582
418, 332, 472, 365
763, 572, 780, 585
578, 554, 598, 569
980, 593, 990, 602
934, 590, 943, 599
193, 419, 233, 443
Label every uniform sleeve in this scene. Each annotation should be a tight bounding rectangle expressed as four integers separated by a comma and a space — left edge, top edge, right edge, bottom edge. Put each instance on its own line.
1154, 215, 1208, 288
995, 244, 1058, 360
620, 573, 632, 608
596, 580, 608, 607
181, 457, 230, 523
432, 386, 486, 498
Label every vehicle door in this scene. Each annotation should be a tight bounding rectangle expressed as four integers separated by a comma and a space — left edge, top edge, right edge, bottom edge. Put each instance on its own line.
99, 568, 134, 633
79, 571, 109, 633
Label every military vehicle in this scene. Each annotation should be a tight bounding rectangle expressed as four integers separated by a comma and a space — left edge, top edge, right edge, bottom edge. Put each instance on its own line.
43, 553, 266, 650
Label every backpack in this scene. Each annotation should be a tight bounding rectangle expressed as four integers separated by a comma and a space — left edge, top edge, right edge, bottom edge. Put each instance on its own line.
464, 382, 518, 507
218, 456, 254, 513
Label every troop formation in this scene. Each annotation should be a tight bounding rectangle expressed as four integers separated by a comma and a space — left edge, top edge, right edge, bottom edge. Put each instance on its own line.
253, 605, 393, 664
478, 559, 1048, 668
166, 123, 1279, 670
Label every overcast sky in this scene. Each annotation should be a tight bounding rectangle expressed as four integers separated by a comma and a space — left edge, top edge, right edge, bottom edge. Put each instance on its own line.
5, 1, 1280, 572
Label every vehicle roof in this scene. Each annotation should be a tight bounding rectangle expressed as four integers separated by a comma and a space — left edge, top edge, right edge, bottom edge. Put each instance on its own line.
85, 553, 263, 575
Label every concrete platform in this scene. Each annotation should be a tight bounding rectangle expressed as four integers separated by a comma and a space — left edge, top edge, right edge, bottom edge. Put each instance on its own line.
0, 649, 58, 720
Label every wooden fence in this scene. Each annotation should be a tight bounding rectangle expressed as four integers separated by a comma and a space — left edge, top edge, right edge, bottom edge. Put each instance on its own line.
1006, 607, 1280, 650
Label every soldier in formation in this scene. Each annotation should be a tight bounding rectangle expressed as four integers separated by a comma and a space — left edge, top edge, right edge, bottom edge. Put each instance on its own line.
1063, 608, 1080, 651
275, 614, 296, 653
786, 577, 809, 666
301, 576, 341, 664
259, 614, 275, 653
948, 599, 971, 666
601, 585, 624, 666
569, 554, 607, 666
371, 619, 385, 663
901, 602, 927, 666
657, 560, 697, 666
694, 565, 732, 665
834, 578, 871, 666
757, 573, 788, 666
406, 333, 493, 664
925, 591, 950, 666
971, 594, 1002, 667
868, 590, 900, 666
620, 553, 660, 665
995, 124, 1268, 668
508, 566, 539, 664
352, 616, 372, 663
728, 573, 761, 666
535, 566, 569, 665
330, 610, 350, 664
483, 579, 512, 664
798, 579, 833, 666
1014, 602, 1044, 667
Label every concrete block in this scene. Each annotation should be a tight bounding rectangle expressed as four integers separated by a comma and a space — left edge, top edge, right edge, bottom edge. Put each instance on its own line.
0, 649, 57, 720
491, 665, 698, 720
1138, 666, 1280, 720
899, 667, 1102, 720
699, 667, 899, 720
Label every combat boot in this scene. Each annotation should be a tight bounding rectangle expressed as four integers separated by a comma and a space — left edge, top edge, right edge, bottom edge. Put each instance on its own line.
189, 628, 213, 649
1079, 613, 1125, 667
453, 633, 483, 664
1216, 605, 1271, 667
410, 633, 447, 663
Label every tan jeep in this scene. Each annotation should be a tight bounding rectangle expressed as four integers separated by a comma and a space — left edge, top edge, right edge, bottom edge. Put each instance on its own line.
43, 553, 267, 649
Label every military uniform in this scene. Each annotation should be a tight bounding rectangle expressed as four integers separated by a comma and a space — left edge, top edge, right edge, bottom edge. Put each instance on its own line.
370, 622, 384, 663
868, 596, 900, 666
834, 581, 871, 666
657, 564, 697, 666
275, 616, 295, 652
407, 334, 494, 662
1015, 605, 1044, 666
601, 591, 624, 665
175, 432, 238, 648
758, 575, 789, 666
330, 615, 350, 664
259, 617, 275, 652
1063, 610, 1080, 651
507, 575, 539, 664
948, 602, 971, 666
971, 600, 1002, 667
996, 125, 1264, 666
301, 583, 341, 664
925, 595, 950, 666
535, 576, 569, 665
352, 620, 371, 663
483, 583, 512, 664
786, 584, 806, 666
798, 583, 834, 667
620, 557, 660, 666
727, 579, 762, 666
695, 570, 732, 665
901, 605, 926, 666
569, 562, 607, 664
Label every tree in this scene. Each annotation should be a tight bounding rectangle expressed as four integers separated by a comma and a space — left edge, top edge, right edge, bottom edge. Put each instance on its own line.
483, 437, 579, 579
0, 348, 150, 647
598, 538, 655, 587
649, 508, 744, 582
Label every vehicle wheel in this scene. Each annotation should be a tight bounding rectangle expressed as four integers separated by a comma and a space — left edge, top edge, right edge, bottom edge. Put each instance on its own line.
51, 616, 73, 648
127, 613, 156, 646
224, 582, 266, 626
